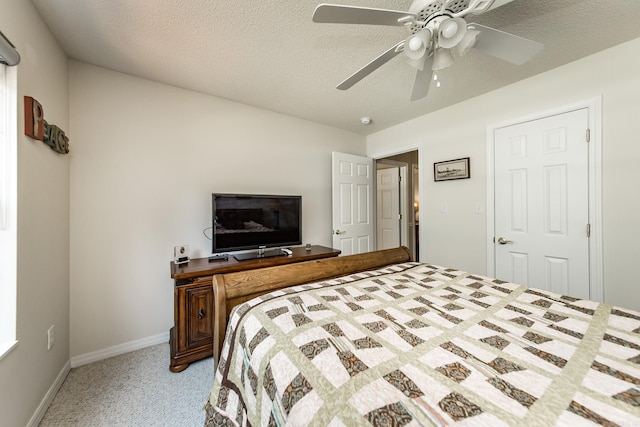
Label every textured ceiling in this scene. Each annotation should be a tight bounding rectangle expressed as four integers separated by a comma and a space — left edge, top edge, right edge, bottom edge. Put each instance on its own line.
32, 0, 640, 135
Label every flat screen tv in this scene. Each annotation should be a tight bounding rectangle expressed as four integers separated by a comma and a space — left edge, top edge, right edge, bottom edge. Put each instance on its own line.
212, 193, 302, 260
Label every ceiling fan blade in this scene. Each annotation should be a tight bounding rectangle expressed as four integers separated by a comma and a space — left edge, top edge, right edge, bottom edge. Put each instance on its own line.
485, 0, 517, 12
411, 55, 434, 101
452, 0, 516, 17
313, 4, 416, 26
468, 24, 543, 65
337, 41, 404, 90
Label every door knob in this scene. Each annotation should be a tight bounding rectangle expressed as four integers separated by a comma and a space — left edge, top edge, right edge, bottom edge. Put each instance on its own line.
333, 229, 346, 235
497, 237, 513, 245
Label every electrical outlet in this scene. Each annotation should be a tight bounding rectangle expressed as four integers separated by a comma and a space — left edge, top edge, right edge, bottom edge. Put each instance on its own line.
47, 325, 54, 350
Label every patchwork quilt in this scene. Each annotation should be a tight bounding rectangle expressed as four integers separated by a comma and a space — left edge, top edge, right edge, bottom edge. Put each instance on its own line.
205, 262, 640, 426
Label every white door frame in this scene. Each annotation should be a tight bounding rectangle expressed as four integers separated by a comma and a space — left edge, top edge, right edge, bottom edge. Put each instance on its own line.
486, 97, 603, 301
370, 147, 422, 259
376, 160, 408, 250
399, 165, 408, 249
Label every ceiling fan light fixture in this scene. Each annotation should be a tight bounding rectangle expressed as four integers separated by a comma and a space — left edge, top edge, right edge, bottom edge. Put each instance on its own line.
408, 0, 435, 15
438, 17, 467, 49
457, 28, 480, 56
441, 20, 458, 38
404, 29, 431, 60
432, 47, 454, 70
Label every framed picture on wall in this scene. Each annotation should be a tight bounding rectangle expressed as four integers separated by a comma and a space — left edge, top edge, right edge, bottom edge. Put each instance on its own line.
434, 157, 470, 181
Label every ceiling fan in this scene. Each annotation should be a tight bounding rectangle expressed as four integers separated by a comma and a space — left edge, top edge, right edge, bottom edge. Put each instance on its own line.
312, 0, 543, 101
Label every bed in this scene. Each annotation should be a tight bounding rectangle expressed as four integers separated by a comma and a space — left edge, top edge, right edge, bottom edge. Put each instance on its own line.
205, 247, 640, 426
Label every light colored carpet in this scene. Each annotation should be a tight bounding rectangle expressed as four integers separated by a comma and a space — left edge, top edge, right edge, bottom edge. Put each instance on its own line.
39, 343, 213, 426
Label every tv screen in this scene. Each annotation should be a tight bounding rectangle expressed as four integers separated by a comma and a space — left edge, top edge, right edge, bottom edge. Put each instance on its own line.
212, 193, 302, 254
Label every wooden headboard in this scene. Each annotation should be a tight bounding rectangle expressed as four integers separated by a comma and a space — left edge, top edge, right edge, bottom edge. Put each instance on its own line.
212, 246, 412, 363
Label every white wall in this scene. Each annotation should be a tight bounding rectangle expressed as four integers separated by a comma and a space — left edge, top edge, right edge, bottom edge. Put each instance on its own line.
69, 61, 366, 358
367, 37, 640, 312
0, 1, 70, 426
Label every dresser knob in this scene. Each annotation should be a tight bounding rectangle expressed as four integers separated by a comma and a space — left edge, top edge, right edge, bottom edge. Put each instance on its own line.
198, 308, 205, 319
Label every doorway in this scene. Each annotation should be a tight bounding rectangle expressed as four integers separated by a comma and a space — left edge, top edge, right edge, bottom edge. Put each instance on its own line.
376, 151, 419, 260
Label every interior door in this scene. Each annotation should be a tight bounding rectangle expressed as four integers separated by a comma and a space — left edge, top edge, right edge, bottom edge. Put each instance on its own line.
332, 152, 374, 255
494, 108, 590, 298
376, 166, 400, 250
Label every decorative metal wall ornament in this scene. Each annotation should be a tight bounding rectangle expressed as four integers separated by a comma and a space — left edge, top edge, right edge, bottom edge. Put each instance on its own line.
24, 96, 69, 154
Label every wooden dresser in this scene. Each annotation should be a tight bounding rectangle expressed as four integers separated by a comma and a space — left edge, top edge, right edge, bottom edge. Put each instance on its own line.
169, 245, 340, 372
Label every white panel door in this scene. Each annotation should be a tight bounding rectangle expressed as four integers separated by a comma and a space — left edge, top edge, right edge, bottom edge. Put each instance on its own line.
332, 152, 374, 255
376, 166, 400, 250
494, 108, 590, 298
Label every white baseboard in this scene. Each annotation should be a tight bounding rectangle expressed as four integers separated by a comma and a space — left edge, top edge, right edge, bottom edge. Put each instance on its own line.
27, 359, 71, 427
27, 332, 170, 426
70, 331, 170, 368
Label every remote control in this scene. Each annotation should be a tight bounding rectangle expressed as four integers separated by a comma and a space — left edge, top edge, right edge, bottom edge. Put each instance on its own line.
208, 254, 228, 262
281, 248, 292, 255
